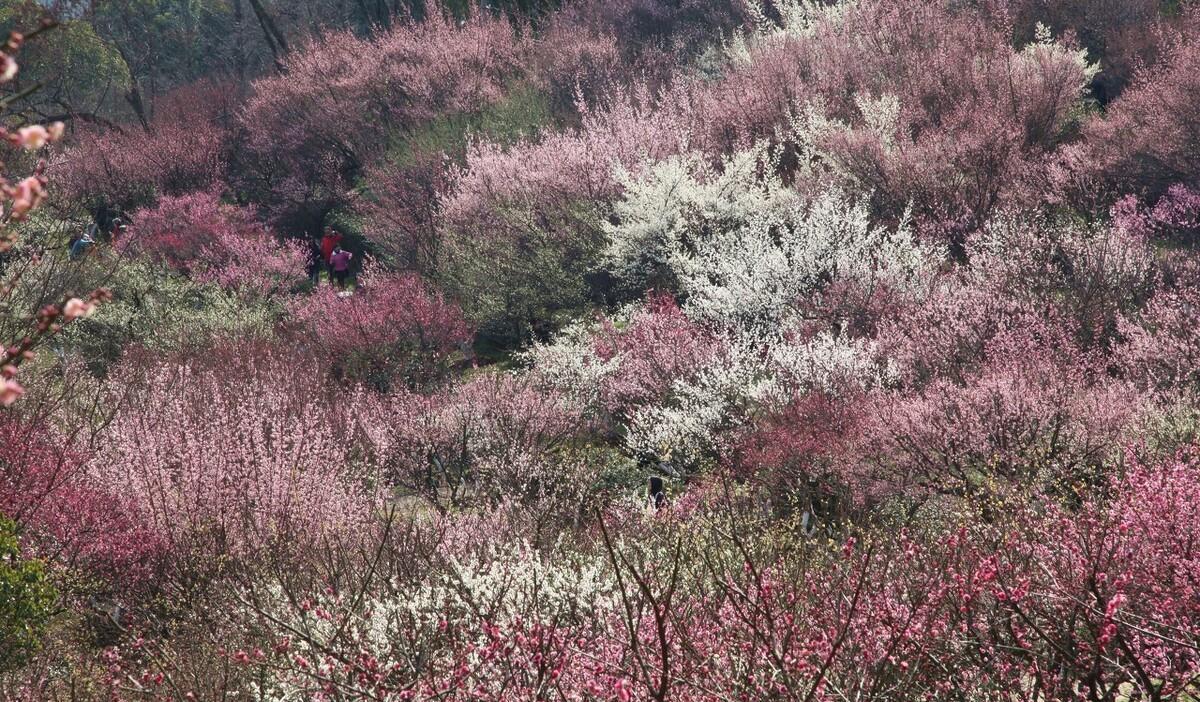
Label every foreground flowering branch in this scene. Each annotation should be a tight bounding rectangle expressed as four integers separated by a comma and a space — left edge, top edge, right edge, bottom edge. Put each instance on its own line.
0, 21, 111, 407
0, 290, 108, 405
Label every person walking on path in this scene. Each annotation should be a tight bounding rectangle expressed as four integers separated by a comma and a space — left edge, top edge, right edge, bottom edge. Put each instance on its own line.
329, 246, 353, 289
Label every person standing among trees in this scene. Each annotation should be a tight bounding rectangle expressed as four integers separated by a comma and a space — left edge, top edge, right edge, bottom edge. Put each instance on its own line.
306, 239, 323, 284
329, 245, 353, 289
69, 224, 97, 261
319, 227, 342, 278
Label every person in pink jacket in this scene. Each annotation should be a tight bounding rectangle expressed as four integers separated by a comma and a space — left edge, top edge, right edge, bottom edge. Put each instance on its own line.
329, 246, 353, 289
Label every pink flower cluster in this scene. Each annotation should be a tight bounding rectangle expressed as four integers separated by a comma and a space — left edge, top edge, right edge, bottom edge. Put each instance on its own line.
122, 190, 307, 297
202, 448, 1200, 702
0, 415, 163, 594
54, 81, 232, 211
356, 373, 585, 510
289, 266, 471, 388
90, 343, 378, 565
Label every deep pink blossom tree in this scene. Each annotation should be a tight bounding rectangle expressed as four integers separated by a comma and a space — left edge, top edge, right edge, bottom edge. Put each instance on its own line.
0, 414, 163, 595
590, 293, 720, 420
967, 449, 1200, 700
121, 190, 307, 298
53, 81, 234, 217
288, 265, 470, 389
730, 391, 861, 516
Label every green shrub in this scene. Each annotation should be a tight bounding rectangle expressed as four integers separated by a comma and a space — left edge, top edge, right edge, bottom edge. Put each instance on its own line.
0, 516, 56, 673
60, 260, 282, 370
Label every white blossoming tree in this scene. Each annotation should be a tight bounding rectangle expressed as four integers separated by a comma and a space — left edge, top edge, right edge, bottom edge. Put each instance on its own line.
604, 145, 798, 297
606, 144, 942, 333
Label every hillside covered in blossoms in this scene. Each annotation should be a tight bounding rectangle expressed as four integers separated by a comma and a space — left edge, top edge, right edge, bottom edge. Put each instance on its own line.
1, 0, 1200, 699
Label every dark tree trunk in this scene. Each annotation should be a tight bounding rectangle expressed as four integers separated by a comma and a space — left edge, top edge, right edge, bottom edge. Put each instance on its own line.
246, 0, 289, 71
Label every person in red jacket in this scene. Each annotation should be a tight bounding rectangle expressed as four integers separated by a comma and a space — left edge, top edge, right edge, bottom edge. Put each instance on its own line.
319, 227, 342, 276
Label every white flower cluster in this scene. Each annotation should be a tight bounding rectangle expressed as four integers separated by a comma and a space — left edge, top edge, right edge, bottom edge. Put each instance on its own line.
265, 543, 617, 648
624, 339, 768, 467
607, 144, 940, 333
765, 329, 898, 399
441, 544, 617, 623
722, 0, 855, 65
1019, 22, 1100, 87
767, 0, 855, 38
522, 318, 618, 407
248, 544, 619, 700
605, 146, 797, 296
537, 142, 931, 469
625, 331, 889, 465
677, 188, 934, 331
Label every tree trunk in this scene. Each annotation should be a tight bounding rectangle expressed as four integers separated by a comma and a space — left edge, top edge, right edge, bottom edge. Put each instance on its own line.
113, 44, 150, 133
232, 0, 248, 83
246, 0, 289, 71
